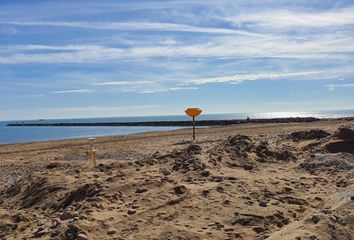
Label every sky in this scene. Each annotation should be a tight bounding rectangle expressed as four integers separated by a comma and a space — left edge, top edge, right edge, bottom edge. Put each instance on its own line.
0, 0, 354, 120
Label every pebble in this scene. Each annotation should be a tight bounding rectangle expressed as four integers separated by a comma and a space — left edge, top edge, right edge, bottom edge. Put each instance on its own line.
12, 213, 24, 223
135, 188, 148, 193
72, 211, 79, 218
61, 211, 74, 220
161, 168, 171, 176
252, 226, 265, 233
311, 215, 320, 224
74, 202, 83, 211
174, 185, 187, 195
127, 208, 137, 215
107, 227, 117, 234
259, 201, 267, 207
51, 218, 61, 228
77, 233, 89, 240
33, 229, 49, 238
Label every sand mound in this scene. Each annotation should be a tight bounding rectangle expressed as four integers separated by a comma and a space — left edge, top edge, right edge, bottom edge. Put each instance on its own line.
1, 175, 102, 212
1, 177, 65, 209
326, 140, 354, 153
166, 144, 206, 174
324, 126, 354, 154
290, 129, 331, 141
209, 134, 295, 170
55, 183, 102, 211
298, 153, 353, 174
334, 126, 354, 140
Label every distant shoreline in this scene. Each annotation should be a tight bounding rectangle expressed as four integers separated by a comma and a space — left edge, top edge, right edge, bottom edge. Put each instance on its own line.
8, 116, 354, 127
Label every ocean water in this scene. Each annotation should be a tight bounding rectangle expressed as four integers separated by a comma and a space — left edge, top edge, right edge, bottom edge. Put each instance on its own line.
0, 110, 353, 145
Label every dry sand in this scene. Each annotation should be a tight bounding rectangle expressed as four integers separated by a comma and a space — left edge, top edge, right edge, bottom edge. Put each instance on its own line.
0, 119, 353, 240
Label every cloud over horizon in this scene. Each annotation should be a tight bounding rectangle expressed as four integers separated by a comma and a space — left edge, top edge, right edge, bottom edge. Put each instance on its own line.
0, 0, 353, 119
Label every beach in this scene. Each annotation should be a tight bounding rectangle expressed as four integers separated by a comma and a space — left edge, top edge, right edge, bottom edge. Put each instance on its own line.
0, 119, 353, 240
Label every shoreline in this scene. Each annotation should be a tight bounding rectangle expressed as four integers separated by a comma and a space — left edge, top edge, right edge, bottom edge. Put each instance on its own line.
2, 117, 354, 147
8, 116, 354, 127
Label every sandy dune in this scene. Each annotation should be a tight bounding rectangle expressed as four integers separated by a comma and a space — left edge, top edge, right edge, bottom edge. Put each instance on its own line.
0, 119, 353, 240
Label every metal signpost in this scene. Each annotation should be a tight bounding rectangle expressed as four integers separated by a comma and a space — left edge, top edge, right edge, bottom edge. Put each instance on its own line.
185, 108, 202, 140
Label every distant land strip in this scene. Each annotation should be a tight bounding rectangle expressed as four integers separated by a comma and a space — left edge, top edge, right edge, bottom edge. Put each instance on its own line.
6, 117, 342, 127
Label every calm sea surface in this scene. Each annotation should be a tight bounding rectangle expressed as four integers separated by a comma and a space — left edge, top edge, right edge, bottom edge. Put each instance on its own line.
1, 110, 353, 145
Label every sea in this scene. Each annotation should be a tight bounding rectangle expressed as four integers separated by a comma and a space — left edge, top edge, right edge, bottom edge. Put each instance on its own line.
0, 110, 353, 145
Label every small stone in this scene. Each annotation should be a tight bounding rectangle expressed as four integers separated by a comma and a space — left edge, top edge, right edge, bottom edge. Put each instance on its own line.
127, 209, 136, 215
74, 202, 83, 211
65, 206, 75, 212
161, 168, 171, 176
107, 227, 117, 235
77, 233, 89, 240
252, 226, 265, 233
200, 170, 210, 177
61, 211, 74, 220
47, 162, 62, 169
350, 196, 354, 201
311, 215, 320, 224
276, 221, 284, 228
243, 165, 253, 170
259, 201, 267, 207
135, 188, 148, 194
12, 213, 24, 223
51, 218, 61, 228
94, 202, 102, 209
173, 185, 187, 195
33, 229, 49, 238
216, 185, 224, 193
282, 186, 293, 193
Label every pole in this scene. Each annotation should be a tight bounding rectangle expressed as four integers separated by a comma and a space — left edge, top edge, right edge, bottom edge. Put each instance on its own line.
88, 138, 96, 167
192, 116, 195, 140
92, 150, 97, 167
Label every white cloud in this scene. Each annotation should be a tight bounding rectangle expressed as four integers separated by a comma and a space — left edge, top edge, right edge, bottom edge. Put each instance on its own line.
325, 83, 354, 91
139, 86, 198, 94
51, 89, 94, 94
0, 20, 261, 36
2, 32, 354, 64
0, 105, 163, 120
185, 71, 323, 85
228, 8, 354, 29
91, 80, 154, 86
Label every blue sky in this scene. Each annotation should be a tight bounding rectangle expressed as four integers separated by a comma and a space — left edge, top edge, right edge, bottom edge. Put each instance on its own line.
0, 0, 354, 120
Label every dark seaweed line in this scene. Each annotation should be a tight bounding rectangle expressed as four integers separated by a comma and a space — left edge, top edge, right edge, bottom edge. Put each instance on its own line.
7, 117, 321, 127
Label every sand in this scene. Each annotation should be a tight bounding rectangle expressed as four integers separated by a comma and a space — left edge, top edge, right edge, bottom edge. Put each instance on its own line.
0, 119, 353, 240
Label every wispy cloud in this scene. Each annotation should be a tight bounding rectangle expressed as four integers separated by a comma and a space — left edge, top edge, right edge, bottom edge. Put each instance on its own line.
0, 104, 163, 120
185, 71, 324, 85
90, 80, 197, 94
2, 32, 354, 64
227, 8, 354, 29
139, 87, 198, 94
325, 83, 354, 91
0, 21, 260, 36
90, 80, 154, 86
51, 89, 94, 94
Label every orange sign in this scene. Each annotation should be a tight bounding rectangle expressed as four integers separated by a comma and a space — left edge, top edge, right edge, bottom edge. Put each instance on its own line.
185, 108, 202, 117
